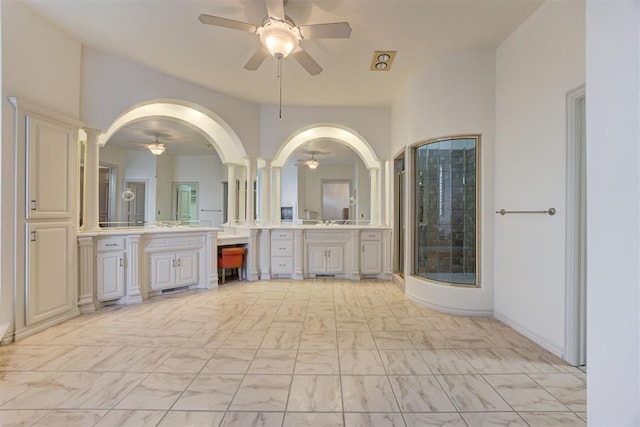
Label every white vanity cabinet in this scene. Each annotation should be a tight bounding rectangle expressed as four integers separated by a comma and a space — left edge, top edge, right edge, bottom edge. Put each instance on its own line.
150, 250, 199, 291
271, 230, 294, 275
305, 231, 350, 277
144, 233, 207, 295
96, 237, 126, 301
360, 230, 383, 275
308, 246, 345, 274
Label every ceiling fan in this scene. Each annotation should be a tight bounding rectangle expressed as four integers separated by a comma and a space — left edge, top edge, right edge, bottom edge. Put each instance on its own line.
198, 0, 352, 75
296, 151, 326, 169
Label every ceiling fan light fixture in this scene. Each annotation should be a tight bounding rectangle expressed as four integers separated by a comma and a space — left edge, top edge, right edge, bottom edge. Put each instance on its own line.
259, 20, 300, 58
306, 159, 319, 169
148, 143, 166, 155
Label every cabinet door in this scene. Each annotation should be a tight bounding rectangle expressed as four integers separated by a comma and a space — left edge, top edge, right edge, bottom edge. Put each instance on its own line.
308, 246, 327, 273
326, 246, 345, 273
150, 253, 176, 291
97, 251, 125, 301
26, 115, 75, 219
25, 222, 74, 325
176, 251, 199, 287
361, 241, 382, 274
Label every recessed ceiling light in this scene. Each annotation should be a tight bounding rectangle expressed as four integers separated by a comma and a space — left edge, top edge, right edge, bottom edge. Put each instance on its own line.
370, 50, 396, 71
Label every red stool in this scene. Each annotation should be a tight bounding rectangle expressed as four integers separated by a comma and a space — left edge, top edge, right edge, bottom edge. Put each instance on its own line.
218, 247, 244, 284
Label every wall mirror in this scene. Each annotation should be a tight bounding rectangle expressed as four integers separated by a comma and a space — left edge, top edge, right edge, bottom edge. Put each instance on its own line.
280, 140, 370, 224
95, 118, 234, 227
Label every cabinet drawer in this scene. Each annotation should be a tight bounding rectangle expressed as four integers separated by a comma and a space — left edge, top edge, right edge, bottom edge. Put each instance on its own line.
272, 230, 293, 240
361, 230, 382, 241
271, 257, 293, 274
271, 240, 293, 256
97, 237, 125, 251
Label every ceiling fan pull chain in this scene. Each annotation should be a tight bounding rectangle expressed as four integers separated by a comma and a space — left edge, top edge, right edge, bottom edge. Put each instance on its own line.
278, 56, 283, 119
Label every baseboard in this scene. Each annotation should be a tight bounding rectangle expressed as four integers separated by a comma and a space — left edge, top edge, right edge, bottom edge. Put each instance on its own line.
14, 309, 80, 342
0, 323, 13, 346
392, 274, 405, 291
406, 291, 493, 316
493, 310, 564, 358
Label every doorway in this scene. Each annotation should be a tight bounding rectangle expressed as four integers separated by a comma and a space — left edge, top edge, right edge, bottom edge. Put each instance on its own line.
394, 153, 405, 277
123, 180, 146, 226
172, 182, 199, 223
321, 180, 351, 222
566, 85, 586, 367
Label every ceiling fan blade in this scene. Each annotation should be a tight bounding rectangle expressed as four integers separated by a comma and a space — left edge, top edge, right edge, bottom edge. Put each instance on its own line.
244, 46, 270, 71
265, 0, 285, 20
198, 14, 257, 33
291, 47, 322, 76
299, 22, 352, 39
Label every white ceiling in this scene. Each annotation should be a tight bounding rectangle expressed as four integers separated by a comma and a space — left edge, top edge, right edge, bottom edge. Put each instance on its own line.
23, 0, 543, 107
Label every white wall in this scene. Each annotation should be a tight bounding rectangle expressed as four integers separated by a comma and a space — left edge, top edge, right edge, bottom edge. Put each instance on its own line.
81, 48, 261, 158
493, 0, 584, 355
586, 0, 640, 424
173, 154, 225, 227
280, 164, 298, 217
1, 0, 81, 335
391, 50, 496, 315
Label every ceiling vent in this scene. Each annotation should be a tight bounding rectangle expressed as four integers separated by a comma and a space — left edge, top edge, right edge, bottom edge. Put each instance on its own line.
370, 50, 396, 71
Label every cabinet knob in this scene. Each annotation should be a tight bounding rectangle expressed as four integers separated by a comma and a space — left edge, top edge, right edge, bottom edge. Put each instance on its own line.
30, 231, 36, 242
30, 200, 37, 211
119, 258, 123, 267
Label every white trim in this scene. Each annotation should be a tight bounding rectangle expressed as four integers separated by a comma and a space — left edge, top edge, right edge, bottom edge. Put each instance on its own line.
271, 124, 380, 170
495, 310, 564, 358
98, 99, 248, 166
7, 97, 84, 128
406, 290, 493, 316
565, 85, 586, 366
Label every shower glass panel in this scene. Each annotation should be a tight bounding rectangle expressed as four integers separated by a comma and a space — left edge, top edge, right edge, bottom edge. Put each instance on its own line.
414, 136, 478, 286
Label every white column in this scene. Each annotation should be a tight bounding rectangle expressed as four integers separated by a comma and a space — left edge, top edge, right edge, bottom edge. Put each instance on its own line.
226, 165, 236, 225
260, 159, 271, 224
124, 235, 143, 304
206, 230, 218, 288
259, 228, 271, 280
247, 228, 259, 281
238, 165, 247, 223
369, 167, 379, 225
77, 236, 95, 313
272, 167, 282, 224
246, 159, 256, 224
82, 128, 101, 231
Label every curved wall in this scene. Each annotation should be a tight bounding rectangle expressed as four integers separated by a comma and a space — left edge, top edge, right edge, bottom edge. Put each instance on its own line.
391, 50, 496, 314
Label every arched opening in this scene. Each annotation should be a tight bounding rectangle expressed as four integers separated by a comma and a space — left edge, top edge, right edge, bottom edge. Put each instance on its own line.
81, 100, 250, 230
267, 124, 382, 225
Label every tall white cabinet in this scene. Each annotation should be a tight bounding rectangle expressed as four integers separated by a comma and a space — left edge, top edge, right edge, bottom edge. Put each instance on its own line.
10, 98, 80, 340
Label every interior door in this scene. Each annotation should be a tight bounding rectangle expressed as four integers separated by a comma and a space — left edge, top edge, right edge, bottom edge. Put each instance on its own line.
177, 187, 191, 221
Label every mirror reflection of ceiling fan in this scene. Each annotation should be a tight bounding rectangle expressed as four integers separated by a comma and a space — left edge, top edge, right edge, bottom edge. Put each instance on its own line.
198, 0, 352, 75
296, 150, 328, 169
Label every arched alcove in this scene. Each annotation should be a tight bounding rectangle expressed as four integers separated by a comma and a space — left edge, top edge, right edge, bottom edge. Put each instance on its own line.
268, 124, 382, 225
81, 99, 251, 230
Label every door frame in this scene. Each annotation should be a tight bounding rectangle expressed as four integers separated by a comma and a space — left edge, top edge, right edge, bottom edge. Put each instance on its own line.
122, 178, 148, 226
565, 84, 586, 366
172, 182, 199, 223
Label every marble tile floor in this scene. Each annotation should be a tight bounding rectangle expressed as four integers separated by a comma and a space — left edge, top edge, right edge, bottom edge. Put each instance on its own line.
0, 279, 586, 427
